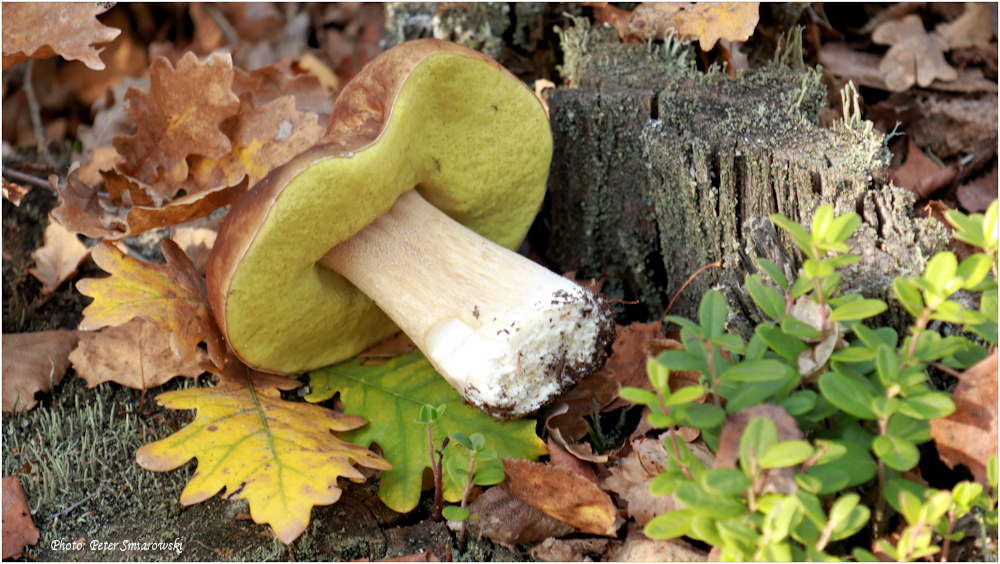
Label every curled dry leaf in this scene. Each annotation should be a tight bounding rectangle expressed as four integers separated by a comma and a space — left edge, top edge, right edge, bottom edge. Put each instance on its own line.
2, 3, 121, 70
463, 485, 575, 548
76, 239, 225, 369
28, 215, 92, 300
603, 435, 686, 526
790, 296, 848, 379
872, 15, 958, 92
136, 354, 391, 544
113, 52, 240, 200
715, 405, 801, 495
358, 332, 417, 365
69, 318, 208, 390
930, 351, 998, 485
544, 368, 620, 463
548, 438, 599, 485
626, 2, 760, 51
2, 476, 39, 560
1, 180, 30, 206
503, 458, 624, 537
1, 331, 79, 413
614, 522, 708, 562
233, 60, 336, 123
935, 3, 997, 50
890, 139, 958, 200
170, 214, 224, 276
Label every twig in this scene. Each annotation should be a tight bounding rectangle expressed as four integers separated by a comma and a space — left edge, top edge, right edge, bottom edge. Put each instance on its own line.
928, 361, 964, 379
22, 60, 53, 164
2, 167, 52, 189
202, 3, 241, 46
46, 486, 103, 521
658, 261, 722, 334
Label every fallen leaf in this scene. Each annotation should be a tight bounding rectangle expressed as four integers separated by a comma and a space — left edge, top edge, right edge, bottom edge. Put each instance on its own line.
136, 354, 390, 544
113, 52, 240, 200
76, 77, 148, 155
306, 351, 547, 513
544, 368, 620, 463
589, 3, 634, 42
171, 214, 224, 276
627, 2, 760, 51
819, 43, 997, 94
463, 485, 575, 547
186, 92, 324, 192
69, 318, 208, 390
2, 3, 121, 70
1, 180, 30, 206
548, 438, 599, 485
2, 476, 39, 560
503, 458, 624, 536
872, 15, 958, 92
358, 332, 417, 365
603, 322, 701, 412
1, 331, 79, 413
930, 351, 998, 485
530, 537, 617, 562
790, 296, 848, 379
232, 60, 335, 122
935, 3, 997, 50
76, 147, 124, 186
602, 435, 684, 526
890, 139, 959, 200
28, 215, 92, 300
715, 404, 801, 494
216, 3, 285, 43
76, 239, 225, 369
613, 522, 708, 561
956, 164, 998, 214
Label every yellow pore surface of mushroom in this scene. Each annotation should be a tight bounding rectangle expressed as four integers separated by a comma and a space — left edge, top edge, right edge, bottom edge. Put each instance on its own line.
223, 52, 552, 374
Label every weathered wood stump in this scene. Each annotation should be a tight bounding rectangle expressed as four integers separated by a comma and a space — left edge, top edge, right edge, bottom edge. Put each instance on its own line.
544, 23, 951, 336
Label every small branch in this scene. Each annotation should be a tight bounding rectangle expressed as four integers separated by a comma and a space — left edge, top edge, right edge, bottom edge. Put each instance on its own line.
928, 361, 964, 379
2, 167, 52, 189
427, 425, 443, 522
658, 261, 722, 333
940, 511, 956, 562
46, 486, 103, 521
22, 60, 53, 164
202, 3, 241, 46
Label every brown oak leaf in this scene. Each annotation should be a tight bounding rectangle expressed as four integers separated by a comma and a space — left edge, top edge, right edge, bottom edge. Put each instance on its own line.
503, 458, 624, 537
935, 3, 997, 50
69, 318, 209, 390
2, 331, 79, 413
2, 3, 121, 70
2, 476, 39, 560
463, 485, 575, 548
1, 180, 30, 206
872, 15, 958, 92
28, 215, 92, 300
171, 214, 225, 276
186, 93, 324, 191
76, 239, 225, 369
233, 61, 335, 125
626, 2, 760, 51
890, 139, 959, 200
113, 52, 240, 200
602, 436, 684, 526
930, 351, 998, 485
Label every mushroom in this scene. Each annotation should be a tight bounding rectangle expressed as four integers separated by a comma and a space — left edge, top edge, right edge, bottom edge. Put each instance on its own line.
206, 39, 615, 418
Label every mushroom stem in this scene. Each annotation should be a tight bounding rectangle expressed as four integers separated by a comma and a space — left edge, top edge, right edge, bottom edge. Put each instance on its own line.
320, 190, 615, 418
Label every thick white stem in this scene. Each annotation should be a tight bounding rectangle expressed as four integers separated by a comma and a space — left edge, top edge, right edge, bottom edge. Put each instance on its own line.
320, 190, 614, 418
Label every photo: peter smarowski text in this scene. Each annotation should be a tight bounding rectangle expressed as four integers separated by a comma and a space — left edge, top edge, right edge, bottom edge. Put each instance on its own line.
51, 538, 185, 555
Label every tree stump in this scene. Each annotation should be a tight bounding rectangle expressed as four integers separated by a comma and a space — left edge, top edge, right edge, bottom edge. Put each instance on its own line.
544, 22, 951, 337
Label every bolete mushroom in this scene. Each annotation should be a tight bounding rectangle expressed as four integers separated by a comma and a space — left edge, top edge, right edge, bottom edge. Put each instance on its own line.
206, 39, 615, 418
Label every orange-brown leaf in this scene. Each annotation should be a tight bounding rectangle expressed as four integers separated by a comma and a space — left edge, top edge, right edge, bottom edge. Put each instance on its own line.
1, 180, 30, 206
930, 351, 998, 485
503, 458, 623, 537
69, 318, 208, 390
627, 2, 760, 50
1, 331, 79, 413
2, 476, 39, 560
2, 3, 121, 70
113, 52, 240, 199
28, 215, 92, 299
76, 240, 224, 369
232, 61, 335, 121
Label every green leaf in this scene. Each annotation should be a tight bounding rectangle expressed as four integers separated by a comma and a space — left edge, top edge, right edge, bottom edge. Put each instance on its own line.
473, 466, 506, 486
719, 359, 789, 382
649, 471, 687, 497
689, 515, 724, 546
884, 479, 928, 516
699, 290, 728, 339
958, 254, 992, 290
712, 333, 746, 354
829, 492, 860, 525
924, 252, 959, 296
818, 372, 877, 419
666, 385, 706, 406
873, 435, 920, 471
811, 204, 835, 241
897, 488, 923, 525
761, 542, 793, 562
830, 346, 876, 363
702, 468, 751, 495
657, 349, 707, 372
665, 315, 704, 337
647, 357, 670, 393
716, 518, 759, 557
826, 213, 862, 244
645, 509, 695, 539
945, 209, 986, 248
618, 387, 660, 406
795, 473, 823, 494
952, 481, 984, 510
442, 505, 470, 521
721, 378, 788, 415
854, 548, 879, 562
747, 274, 785, 320
756, 325, 807, 362
779, 390, 817, 416
830, 504, 870, 541
789, 276, 812, 298
893, 277, 926, 317
771, 213, 814, 254
803, 258, 834, 279
740, 416, 778, 473
779, 315, 822, 339
757, 258, 789, 290
921, 490, 953, 523
759, 441, 814, 469
803, 465, 850, 495
450, 432, 473, 451
306, 351, 546, 512
809, 436, 877, 487
898, 392, 956, 420
875, 345, 900, 386
990, 456, 998, 489
680, 403, 727, 429
830, 299, 888, 321
674, 482, 747, 518
886, 414, 931, 444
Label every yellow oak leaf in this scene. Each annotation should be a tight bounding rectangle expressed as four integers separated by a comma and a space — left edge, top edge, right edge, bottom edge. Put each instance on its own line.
76, 239, 225, 369
113, 52, 240, 200
627, 2, 760, 51
136, 356, 391, 544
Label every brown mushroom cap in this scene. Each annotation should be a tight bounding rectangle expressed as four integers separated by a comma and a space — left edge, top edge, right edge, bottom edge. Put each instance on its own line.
206, 39, 553, 374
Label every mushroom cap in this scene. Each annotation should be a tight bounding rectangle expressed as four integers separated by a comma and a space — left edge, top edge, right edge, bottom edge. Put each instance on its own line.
206, 39, 553, 374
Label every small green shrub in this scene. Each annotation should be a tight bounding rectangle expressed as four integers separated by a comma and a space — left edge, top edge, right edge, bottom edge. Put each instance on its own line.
621, 200, 999, 560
